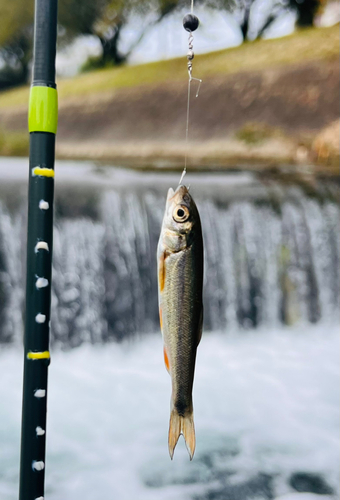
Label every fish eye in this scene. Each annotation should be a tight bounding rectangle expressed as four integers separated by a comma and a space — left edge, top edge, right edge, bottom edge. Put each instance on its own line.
173, 205, 190, 223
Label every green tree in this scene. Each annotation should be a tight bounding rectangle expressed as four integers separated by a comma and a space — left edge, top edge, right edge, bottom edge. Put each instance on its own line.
230, 0, 320, 42
0, 0, 321, 89
59, 0, 185, 66
0, 0, 33, 46
0, 0, 33, 88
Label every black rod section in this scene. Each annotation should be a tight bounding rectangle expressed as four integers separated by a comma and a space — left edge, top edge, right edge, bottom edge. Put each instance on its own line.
19, 1, 58, 499
32, 0, 58, 86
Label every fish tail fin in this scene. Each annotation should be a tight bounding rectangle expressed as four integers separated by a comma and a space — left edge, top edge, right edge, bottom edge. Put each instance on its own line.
168, 408, 196, 460
168, 409, 181, 460
182, 411, 196, 460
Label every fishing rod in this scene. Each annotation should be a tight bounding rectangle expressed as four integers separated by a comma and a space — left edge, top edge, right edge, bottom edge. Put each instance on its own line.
19, 0, 58, 498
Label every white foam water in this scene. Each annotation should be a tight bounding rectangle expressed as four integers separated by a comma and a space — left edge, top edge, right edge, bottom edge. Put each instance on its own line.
1, 159, 339, 344
0, 324, 339, 500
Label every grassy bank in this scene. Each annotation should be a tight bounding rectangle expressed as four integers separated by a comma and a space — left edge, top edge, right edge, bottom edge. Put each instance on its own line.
0, 25, 338, 109
0, 128, 28, 156
0, 25, 338, 172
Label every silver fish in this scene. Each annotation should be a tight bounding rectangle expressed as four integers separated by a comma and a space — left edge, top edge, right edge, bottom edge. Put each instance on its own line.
157, 184, 204, 460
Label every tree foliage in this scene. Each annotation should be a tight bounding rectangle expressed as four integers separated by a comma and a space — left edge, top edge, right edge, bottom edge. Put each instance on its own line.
0, 0, 33, 46
0, 0, 33, 89
0, 0, 321, 89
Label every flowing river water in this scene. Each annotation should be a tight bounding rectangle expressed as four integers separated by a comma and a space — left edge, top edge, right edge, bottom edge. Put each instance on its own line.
0, 158, 339, 500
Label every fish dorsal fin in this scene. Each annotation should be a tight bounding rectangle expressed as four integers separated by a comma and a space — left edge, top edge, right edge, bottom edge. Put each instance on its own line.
197, 309, 203, 346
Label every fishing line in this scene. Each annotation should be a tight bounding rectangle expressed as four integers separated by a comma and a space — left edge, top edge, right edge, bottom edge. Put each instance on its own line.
180, 4, 202, 185
183, 77, 191, 176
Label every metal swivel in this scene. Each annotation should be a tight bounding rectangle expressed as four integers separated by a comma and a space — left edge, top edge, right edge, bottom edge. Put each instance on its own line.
187, 49, 194, 61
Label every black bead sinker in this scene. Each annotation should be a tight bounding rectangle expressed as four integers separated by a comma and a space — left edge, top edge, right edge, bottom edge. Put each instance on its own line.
183, 13, 199, 32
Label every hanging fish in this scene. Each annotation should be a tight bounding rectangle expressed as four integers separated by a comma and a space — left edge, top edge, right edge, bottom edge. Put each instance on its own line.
157, 184, 204, 460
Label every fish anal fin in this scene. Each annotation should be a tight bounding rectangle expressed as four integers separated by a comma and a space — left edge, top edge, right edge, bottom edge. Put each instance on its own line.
163, 346, 170, 373
168, 408, 196, 460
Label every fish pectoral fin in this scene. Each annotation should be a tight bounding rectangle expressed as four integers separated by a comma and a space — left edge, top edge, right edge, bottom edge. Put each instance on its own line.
158, 251, 166, 292
163, 346, 170, 373
168, 409, 196, 460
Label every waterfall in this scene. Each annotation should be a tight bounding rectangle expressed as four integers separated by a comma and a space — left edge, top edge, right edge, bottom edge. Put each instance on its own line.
0, 175, 339, 346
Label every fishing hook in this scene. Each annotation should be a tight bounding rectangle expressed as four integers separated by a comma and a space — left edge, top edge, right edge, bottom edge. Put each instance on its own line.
187, 32, 202, 97
179, 167, 187, 185
181, 10, 202, 182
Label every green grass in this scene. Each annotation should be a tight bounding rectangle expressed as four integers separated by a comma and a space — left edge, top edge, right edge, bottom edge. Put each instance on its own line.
0, 25, 338, 109
235, 122, 284, 144
0, 128, 29, 156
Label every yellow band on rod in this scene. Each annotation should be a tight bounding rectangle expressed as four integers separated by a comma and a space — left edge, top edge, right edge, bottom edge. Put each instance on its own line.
28, 86, 58, 134
27, 351, 50, 360
32, 167, 55, 178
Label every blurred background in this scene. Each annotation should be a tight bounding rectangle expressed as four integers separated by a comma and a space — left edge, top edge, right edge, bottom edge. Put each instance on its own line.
0, 0, 339, 499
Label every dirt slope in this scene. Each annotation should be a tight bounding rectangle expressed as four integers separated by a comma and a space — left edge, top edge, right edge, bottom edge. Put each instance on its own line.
0, 26, 338, 170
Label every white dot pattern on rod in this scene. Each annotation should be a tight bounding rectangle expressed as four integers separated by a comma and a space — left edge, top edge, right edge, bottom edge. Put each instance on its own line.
36, 277, 49, 289
36, 427, 45, 436
34, 389, 46, 398
35, 313, 46, 324
32, 461, 45, 471
35, 242, 49, 253
39, 200, 49, 210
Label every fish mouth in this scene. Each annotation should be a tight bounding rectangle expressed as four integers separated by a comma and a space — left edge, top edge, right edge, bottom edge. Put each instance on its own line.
176, 184, 188, 193
167, 184, 190, 203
